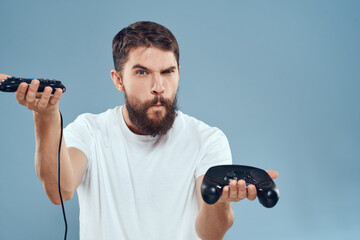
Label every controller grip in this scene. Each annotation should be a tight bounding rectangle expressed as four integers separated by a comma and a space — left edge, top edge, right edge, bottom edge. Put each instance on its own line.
201, 177, 222, 205
257, 185, 280, 208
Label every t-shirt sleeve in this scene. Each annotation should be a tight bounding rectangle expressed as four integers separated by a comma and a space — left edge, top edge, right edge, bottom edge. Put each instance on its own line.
63, 114, 93, 162
195, 129, 232, 179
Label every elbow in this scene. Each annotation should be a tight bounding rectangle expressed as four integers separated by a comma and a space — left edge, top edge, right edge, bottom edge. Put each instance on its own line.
196, 221, 234, 240
38, 174, 76, 205
196, 209, 234, 240
44, 186, 75, 205
50, 198, 62, 205
196, 232, 226, 240
49, 191, 74, 205
197, 224, 234, 240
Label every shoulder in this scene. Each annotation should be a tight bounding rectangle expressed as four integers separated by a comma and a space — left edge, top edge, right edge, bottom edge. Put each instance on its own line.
66, 106, 122, 132
176, 111, 212, 129
175, 111, 228, 143
74, 106, 121, 125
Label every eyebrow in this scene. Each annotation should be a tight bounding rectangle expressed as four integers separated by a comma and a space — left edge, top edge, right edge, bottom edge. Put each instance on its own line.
132, 64, 177, 72
132, 64, 148, 70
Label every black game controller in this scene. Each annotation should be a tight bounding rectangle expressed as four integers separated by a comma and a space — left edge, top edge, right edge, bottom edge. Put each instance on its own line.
201, 165, 280, 208
0, 77, 66, 94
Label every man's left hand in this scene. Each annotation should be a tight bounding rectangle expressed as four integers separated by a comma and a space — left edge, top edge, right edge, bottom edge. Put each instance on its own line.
217, 170, 278, 203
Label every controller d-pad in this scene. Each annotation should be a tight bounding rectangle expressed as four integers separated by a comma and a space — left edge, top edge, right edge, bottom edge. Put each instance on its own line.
225, 171, 237, 178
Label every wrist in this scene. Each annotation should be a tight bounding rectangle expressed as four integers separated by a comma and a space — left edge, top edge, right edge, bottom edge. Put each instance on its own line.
212, 201, 231, 208
33, 108, 60, 123
201, 200, 232, 213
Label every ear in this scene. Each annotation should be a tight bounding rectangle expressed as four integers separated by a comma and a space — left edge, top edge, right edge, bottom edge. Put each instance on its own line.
110, 70, 125, 92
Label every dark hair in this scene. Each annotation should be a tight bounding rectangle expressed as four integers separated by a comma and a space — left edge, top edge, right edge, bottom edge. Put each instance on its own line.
112, 21, 180, 75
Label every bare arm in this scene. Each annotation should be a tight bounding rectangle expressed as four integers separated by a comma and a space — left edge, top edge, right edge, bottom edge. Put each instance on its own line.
33, 111, 88, 205
1, 73, 87, 205
195, 175, 234, 240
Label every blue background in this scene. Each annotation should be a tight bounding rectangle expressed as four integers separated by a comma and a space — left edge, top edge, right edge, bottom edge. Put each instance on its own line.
1, 0, 359, 239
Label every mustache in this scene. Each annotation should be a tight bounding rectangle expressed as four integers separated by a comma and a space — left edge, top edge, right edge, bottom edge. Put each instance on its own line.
149, 95, 170, 106
150, 96, 165, 105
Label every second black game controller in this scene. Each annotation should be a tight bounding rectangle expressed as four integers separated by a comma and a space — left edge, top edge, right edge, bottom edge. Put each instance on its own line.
0, 77, 66, 94
201, 165, 280, 208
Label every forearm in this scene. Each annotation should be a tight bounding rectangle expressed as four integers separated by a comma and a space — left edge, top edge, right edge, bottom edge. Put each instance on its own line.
34, 111, 75, 205
195, 201, 234, 240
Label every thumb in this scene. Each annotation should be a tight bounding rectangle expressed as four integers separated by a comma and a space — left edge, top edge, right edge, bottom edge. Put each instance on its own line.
266, 170, 279, 180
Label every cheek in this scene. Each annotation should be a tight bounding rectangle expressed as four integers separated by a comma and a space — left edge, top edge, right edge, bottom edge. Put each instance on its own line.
165, 75, 179, 91
125, 81, 149, 95
169, 80, 179, 97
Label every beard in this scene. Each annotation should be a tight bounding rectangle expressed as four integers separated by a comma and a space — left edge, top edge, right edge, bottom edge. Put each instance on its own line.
124, 92, 178, 137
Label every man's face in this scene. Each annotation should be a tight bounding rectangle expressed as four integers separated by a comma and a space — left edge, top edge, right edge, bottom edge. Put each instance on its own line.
116, 46, 180, 136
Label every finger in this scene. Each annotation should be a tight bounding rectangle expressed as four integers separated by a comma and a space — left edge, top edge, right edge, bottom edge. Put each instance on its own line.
36, 87, 52, 110
25, 79, 40, 108
222, 186, 230, 199
266, 170, 279, 180
237, 180, 247, 200
16, 82, 29, 105
229, 180, 238, 200
217, 186, 230, 203
49, 88, 63, 105
0, 74, 11, 81
247, 184, 257, 201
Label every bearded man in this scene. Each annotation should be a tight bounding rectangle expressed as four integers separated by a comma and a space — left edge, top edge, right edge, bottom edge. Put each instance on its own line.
2, 21, 278, 240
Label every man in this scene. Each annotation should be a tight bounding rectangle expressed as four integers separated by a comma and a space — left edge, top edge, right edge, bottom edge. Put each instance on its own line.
1, 21, 277, 240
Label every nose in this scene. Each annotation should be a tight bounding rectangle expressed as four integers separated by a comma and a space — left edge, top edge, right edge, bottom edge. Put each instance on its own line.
151, 73, 164, 95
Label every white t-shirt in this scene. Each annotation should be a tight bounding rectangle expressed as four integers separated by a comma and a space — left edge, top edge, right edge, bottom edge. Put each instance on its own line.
64, 106, 232, 240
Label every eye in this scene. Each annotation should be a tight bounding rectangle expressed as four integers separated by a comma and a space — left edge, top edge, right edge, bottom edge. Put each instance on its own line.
162, 69, 175, 74
137, 70, 147, 75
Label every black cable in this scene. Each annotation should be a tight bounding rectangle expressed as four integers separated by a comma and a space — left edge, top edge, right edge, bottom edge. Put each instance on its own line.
58, 111, 68, 240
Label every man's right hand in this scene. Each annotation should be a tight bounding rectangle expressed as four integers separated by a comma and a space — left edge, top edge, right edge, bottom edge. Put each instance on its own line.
0, 73, 63, 115
1, 73, 88, 205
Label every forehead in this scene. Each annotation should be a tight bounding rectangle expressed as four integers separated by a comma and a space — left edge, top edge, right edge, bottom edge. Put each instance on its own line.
126, 46, 177, 70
